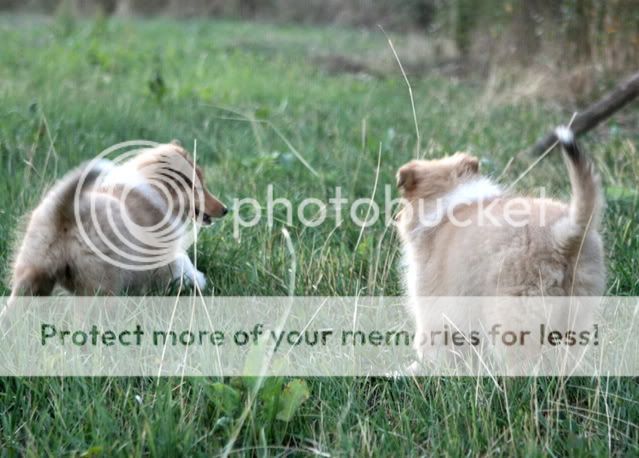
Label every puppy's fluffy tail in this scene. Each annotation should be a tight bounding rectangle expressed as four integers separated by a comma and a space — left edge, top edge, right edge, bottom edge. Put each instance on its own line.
47, 159, 109, 229
552, 126, 603, 254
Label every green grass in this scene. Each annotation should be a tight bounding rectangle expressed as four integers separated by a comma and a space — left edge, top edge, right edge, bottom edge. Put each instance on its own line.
1, 14, 639, 456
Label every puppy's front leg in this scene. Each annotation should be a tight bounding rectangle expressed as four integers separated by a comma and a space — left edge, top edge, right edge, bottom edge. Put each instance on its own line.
170, 252, 207, 291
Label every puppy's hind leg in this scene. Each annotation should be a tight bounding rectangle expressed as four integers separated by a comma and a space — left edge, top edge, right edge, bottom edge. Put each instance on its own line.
11, 266, 56, 297
2, 269, 57, 340
1, 267, 56, 325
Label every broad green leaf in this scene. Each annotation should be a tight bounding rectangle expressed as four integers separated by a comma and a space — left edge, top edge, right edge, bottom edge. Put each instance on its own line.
276, 379, 310, 422
81, 446, 104, 458
258, 376, 285, 421
205, 382, 241, 416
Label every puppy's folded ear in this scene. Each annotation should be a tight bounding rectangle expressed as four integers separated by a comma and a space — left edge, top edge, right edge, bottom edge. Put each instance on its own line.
170, 139, 182, 146
455, 153, 479, 177
397, 164, 417, 193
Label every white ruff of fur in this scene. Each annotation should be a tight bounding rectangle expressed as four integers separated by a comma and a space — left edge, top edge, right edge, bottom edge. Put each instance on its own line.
411, 177, 503, 235
100, 163, 167, 212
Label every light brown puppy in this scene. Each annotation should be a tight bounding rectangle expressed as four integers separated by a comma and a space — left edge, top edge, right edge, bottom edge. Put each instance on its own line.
10, 142, 227, 297
396, 127, 605, 298
396, 127, 606, 369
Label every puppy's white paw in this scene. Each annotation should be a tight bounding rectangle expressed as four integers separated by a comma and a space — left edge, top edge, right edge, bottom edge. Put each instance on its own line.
384, 361, 423, 378
171, 253, 207, 290
405, 360, 422, 376
182, 268, 207, 290
193, 270, 207, 290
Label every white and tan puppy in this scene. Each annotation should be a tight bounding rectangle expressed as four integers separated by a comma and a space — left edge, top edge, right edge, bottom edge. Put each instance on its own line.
396, 127, 606, 369
10, 141, 227, 297
396, 127, 605, 298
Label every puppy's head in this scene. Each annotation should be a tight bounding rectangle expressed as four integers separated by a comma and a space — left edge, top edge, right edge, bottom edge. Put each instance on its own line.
134, 142, 228, 225
396, 153, 479, 201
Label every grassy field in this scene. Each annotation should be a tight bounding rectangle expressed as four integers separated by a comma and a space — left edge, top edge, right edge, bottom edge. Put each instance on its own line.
1, 14, 639, 456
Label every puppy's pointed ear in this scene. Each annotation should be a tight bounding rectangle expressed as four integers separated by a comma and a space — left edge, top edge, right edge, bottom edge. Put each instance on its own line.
170, 139, 182, 146
397, 164, 417, 194
455, 153, 479, 177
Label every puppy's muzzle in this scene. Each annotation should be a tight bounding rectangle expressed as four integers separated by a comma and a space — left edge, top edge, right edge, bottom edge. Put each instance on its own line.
195, 207, 228, 225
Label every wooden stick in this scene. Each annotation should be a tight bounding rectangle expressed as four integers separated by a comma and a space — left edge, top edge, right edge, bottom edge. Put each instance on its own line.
529, 71, 639, 155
